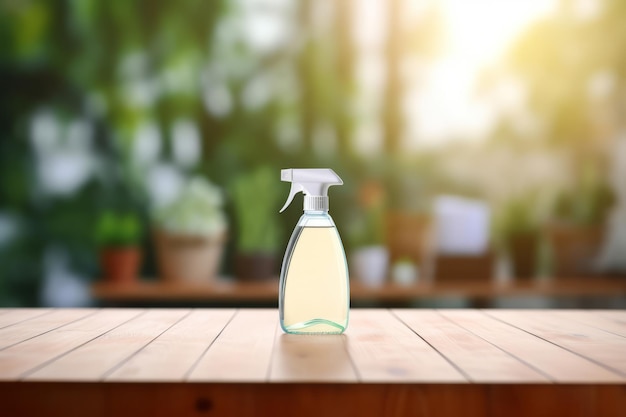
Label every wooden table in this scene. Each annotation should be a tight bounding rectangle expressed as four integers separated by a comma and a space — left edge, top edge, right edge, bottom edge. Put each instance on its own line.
1, 308, 625, 416
91, 277, 626, 306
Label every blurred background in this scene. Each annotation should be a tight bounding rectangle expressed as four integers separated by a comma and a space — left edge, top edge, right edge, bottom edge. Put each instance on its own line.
1, 0, 625, 308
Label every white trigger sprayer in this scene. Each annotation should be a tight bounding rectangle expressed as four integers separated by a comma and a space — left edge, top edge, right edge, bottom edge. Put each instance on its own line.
279, 169, 343, 213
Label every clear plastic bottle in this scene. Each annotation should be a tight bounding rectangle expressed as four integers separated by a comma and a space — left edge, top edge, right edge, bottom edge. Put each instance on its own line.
279, 210, 349, 334
278, 168, 349, 334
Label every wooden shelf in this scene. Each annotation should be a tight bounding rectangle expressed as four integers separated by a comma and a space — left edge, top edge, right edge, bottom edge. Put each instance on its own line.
91, 277, 626, 304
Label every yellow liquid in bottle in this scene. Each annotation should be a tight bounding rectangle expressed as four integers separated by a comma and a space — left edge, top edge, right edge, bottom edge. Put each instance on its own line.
281, 226, 349, 334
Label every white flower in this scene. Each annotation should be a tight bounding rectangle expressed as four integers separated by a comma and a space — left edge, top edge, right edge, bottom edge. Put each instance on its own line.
154, 177, 227, 238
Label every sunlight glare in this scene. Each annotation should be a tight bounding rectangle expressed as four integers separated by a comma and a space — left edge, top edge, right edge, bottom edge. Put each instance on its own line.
408, 0, 557, 146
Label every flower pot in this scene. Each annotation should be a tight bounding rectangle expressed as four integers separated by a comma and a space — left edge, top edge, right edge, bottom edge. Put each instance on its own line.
154, 229, 225, 283
350, 246, 389, 287
235, 252, 277, 281
100, 247, 141, 284
385, 212, 431, 266
509, 233, 539, 280
545, 223, 604, 278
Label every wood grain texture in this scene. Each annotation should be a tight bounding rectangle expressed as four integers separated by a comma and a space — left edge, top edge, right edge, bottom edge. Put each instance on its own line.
0, 309, 143, 380
106, 309, 235, 381
345, 309, 466, 382
0, 383, 489, 417
4, 382, 625, 417
595, 310, 626, 322
393, 309, 548, 382
486, 310, 626, 377
589, 310, 626, 337
440, 309, 624, 382
188, 309, 277, 382
0, 309, 95, 350
270, 329, 357, 382
1, 309, 626, 417
0, 308, 51, 329
0, 308, 624, 386
26, 309, 189, 381
487, 385, 612, 417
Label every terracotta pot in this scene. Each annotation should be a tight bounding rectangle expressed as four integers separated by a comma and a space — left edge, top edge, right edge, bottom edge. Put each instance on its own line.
100, 247, 141, 284
545, 223, 604, 278
509, 233, 539, 280
234, 252, 277, 281
154, 230, 225, 283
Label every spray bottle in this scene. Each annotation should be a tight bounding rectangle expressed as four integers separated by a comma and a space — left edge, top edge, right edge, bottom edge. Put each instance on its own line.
278, 168, 349, 334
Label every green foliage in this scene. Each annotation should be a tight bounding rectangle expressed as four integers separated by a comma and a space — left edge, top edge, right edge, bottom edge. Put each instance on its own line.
95, 211, 142, 248
0, 0, 52, 63
0, 0, 356, 305
230, 166, 281, 253
552, 163, 614, 225
346, 179, 386, 248
348, 205, 385, 248
493, 195, 540, 247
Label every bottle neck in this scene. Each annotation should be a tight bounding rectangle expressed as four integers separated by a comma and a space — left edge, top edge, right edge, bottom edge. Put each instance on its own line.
303, 195, 329, 211
298, 209, 335, 228
303, 209, 327, 215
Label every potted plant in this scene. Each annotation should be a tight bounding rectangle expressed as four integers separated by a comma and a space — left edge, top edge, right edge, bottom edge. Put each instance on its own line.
385, 211, 432, 282
545, 163, 613, 277
230, 166, 281, 281
494, 196, 540, 280
96, 211, 142, 284
153, 177, 227, 283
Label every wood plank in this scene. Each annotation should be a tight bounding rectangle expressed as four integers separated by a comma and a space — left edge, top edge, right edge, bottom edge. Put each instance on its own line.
486, 310, 626, 377
0, 309, 144, 380
592, 310, 626, 335
0, 308, 52, 330
2, 382, 106, 417
595, 385, 626, 417
0, 309, 95, 350
552, 310, 626, 338
487, 385, 605, 417
594, 310, 626, 321
270, 326, 357, 382
345, 309, 465, 382
1, 383, 621, 417
440, 309, 624, 382
0, 382, 492, 417
393, 309, 548, 382
4, 382, 626, 417
107, 309, 235, 381
188, 309, 277, 382
26, 309, 190, 381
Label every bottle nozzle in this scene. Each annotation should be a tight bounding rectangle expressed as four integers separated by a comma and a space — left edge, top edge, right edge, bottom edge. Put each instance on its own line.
279, 168, 343, 213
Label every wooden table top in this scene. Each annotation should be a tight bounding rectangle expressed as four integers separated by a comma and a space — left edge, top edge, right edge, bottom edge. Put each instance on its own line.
91, 277, 626, 303
1, 308, 625, 416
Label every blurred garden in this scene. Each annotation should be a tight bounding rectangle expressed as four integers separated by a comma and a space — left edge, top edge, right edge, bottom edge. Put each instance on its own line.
1, 0, 625, 307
